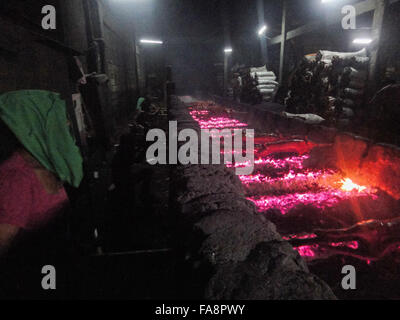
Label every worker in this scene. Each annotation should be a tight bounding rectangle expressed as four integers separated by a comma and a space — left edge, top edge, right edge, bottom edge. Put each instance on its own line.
136, 94, 161, 129
232, 73, 242, 102
136, 94, 151, 113
136, 96, 145, 113
0, 90, 83, 258
134, 94, 151, 126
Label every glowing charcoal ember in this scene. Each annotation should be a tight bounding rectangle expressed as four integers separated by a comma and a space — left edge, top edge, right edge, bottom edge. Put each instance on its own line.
294, 241, 360, 259
189, 111, 248, 129
190, 110, 209, 116
238, 174, 265, 184
221, 150, 249, 155
248, 189, 376, 215
226, 155, 309, 169
238, 169, 336, 186
282, 233, 318, 241
330, 241, 359, 250
187, 105, 400, 272
295, 245, 318, 257
279, 155, 309, 169
198, 121, 248, 129
190, 111, 248, 129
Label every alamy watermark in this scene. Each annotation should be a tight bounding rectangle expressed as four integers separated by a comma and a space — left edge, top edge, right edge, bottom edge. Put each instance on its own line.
41, 5, 56, 30
146, 121, 255, 175
342, 5, 356, 30
40, 4, 359, 33
341, 265, 356, 290
41, 265, 56, 290
41, 4, 359, 31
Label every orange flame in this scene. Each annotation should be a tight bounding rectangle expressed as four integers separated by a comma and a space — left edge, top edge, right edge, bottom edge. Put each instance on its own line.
341, 178, 367, 192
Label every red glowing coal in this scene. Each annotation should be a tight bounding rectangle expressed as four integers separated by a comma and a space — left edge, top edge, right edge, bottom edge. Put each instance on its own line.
189, 103, 380, 261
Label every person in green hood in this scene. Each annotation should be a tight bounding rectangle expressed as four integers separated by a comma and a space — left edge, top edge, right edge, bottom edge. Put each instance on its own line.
0, 90, 83, 256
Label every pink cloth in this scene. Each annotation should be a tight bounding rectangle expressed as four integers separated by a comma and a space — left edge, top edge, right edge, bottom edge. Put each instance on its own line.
0, 153, 68, 230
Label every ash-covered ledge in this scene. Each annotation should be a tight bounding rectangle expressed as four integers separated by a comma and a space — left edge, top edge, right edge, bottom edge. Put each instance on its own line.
169, 96, 336, 300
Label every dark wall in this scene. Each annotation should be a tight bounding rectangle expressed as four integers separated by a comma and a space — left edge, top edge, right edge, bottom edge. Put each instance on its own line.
61, 0, 88, 53
0, 0, 71, 98
0, 0, 140, 146
378, 1, 400, 85
100, 0, 139, 123
166, 42, 222, 96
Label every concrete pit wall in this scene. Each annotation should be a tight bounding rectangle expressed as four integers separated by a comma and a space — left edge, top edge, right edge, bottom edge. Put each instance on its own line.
170, 96, 336, 300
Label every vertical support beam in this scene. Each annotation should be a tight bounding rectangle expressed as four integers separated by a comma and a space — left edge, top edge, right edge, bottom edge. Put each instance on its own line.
257, 0, 268, 66
95, 0, 107, 75
135, 43, 146, 95
224, 53, 228, 97
221, 0, 231, 97
221, 0, 231, 47
82, 0, 109, 146
133, 39, 140, 96
279, 0, 287, 84
368, 0, 387, 92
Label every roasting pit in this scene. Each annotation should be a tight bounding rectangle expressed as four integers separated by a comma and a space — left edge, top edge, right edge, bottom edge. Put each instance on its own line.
188, 99, 400, 299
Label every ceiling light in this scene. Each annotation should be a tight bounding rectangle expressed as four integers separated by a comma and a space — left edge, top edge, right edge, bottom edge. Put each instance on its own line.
258, 25, 267, 36
353, 38, 373, 45
140, 39, 163, 45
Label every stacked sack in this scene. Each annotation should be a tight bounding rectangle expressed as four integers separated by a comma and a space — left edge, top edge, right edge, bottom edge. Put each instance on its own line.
285, 48, 370, 124
236, 67, 262, 105
235, 65, 279, 105
251, 66, 279, 102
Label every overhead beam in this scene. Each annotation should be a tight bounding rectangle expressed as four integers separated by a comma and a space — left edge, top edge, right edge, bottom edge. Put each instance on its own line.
164, 0, 399, 47
270, 0, 399, 45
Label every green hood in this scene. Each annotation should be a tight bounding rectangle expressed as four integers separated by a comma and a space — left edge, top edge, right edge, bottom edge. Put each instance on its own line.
0, 90, 83, 187
137, 97, 145, 112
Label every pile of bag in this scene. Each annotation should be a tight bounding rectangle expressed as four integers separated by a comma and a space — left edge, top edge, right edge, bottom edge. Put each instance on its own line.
250, 66, 279, 102
231, 65, 279, 105
285, 48, 370, 124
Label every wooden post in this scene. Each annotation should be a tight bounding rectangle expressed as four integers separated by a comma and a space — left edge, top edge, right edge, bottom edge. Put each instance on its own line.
368, 0, 388, 92
224, 53, 228, 97
257, 0, 268, 66
279, 0, 287, 84
221, 0, 231, 97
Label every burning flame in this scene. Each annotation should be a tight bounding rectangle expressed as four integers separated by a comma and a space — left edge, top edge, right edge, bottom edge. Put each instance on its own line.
340, 178, 367, 193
